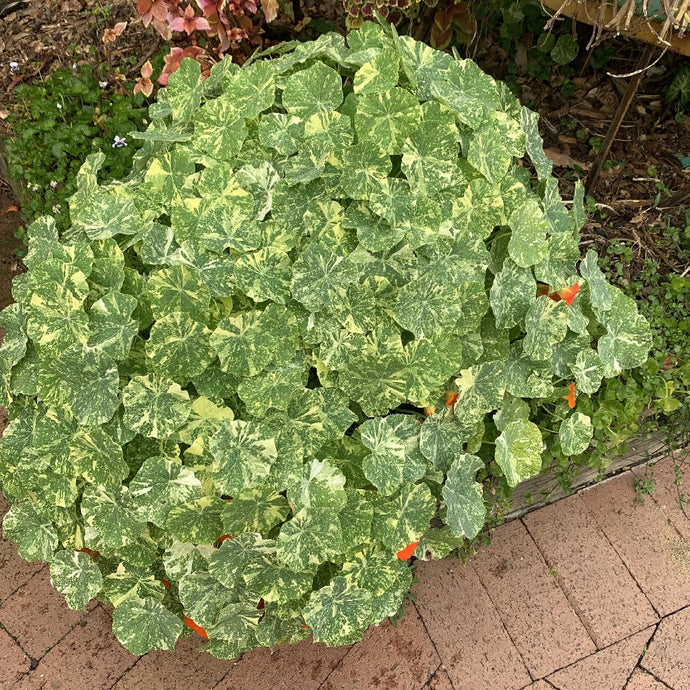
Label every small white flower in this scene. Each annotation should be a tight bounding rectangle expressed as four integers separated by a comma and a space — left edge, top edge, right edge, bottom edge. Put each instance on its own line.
99, 81, 108, 88
112, 135, 127, 148
542, 443, 548, 451
52, 204, 61, 214
56, 103, 62, 110
49, 180, 58, 191
10, 61, 18, 72
72, 63, 77, 70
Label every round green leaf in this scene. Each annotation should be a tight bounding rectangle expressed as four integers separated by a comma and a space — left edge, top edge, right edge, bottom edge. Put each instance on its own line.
112, 597, 183, 655
495, 419, 543, 487
50, 550, 103, 610
559, 412, 593, 456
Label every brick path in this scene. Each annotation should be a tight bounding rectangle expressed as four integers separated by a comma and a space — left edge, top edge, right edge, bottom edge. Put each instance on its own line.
1, 454, 689, 690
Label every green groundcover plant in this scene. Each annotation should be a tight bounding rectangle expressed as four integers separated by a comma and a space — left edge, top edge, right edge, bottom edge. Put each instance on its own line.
0, 22, 652, 658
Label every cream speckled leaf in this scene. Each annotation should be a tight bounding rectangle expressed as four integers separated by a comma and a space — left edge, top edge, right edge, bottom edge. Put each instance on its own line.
68, 426, 128, 485
146, 311, 213, 381
523, 296, 569, 361
210, 420, 277, 495
372, 482, 436, 552
234, 247, 292, 305
355, 87, 422, 154
224, 60, 275, 118
237, 365, 304, 417
0, 304, 27, 367
368, 177, 415, 227
396, 34, 453, 100
490, 258, 535, 328
571, 349, 605, 395
144, 265, 211, 321
504, 343, 554, 398
276, 507, 344, 572
419, 409, 475, 473
360, 414, 425, 496
112, 597, 182, 655
49, 550, 103, 610
166, 58, 203, 121
467, 111, 525, 184
288, 458, 347, 514
559, 412, 593, 456
103, 563, 166, 608
192, 96, 247, 161
121, 374, 191, 439
354, 48, 399, 94
70, 192, 142, 241
508, 199, 550, 268
258, 113, 304, 156
38, 344, 119, 426
450, 178, 505, 240
495, 419, 543, 487
129, 456, 203, 528
222, 487, 290, 536
143, 149, 196, 212
453, 361, 506, 422
580, 249, 612, 313
166, 495, 226, 544
443, 453, 486, 539
339, 142, 391, 200
304, 576, 373, 647
178, 571, 236, 626
282, 62, 342, 118
521, 106, 553, 180
2, 501, 58, 561
81, 484, 146, 549
343, 203, 404, 253
598, 288, 652, 377
87, 291, 138, 361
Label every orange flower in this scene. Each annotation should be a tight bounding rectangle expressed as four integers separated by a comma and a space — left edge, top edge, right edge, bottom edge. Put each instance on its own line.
397, 540, 420, 560
183, 615, 208, 639
556, 282, 580, 306
563, 382, 576, 409
445, 391, 459, 407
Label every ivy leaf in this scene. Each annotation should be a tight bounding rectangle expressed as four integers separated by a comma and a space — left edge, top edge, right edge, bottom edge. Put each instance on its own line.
303, 576, 374, 647
523, 296, 569, 361
121, 374, 191, 439
49, 550, 103, 610
495, 420, 543, 487
442, 454, 486, 539
559, 412, 593, 456
112, 597, 183, 655
508, 199, 550, 268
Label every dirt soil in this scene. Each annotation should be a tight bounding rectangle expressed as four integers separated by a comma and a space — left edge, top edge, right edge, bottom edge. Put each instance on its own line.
1, 0, 690, 285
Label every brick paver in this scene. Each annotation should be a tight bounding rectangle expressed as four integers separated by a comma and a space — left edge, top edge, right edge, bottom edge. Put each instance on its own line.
412, 558, 531, 690
213, 636, 349, 690
545, 627, 654, 689
424, 665, 453, 689
472, 519, 595, 679
320, 606, 440, 689
640, 605, 690, 688
113, 633, 233, 689
13, 605, 137, 690
0, 566, 88, 659
581, 473, 690, 617
625, 668, 671, 689
523, 495, 658, 648
0, 625, 31, 686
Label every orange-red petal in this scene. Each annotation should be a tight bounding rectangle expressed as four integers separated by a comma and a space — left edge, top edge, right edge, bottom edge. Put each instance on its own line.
184, 615, 209, 639
445, 392, 459, 407
396, 540, 420, 561
557, 283, 580, 306
563, 382, 576, 409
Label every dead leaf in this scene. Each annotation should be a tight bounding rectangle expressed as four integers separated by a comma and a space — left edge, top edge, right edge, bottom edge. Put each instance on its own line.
544, 148, 590, 170
261, 0, 279, 22
3, 205, 19, 213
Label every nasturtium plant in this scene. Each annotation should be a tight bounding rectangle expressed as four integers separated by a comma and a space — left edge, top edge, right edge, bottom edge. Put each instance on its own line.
0, 22, 651, 659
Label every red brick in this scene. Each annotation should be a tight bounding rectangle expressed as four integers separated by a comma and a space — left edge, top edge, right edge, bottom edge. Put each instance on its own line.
0, 527, 44, 605
0, 566, 87, 659
523, 495, 658, 648
545, 627, 654, 690
321, 606, 440, 689
581, 473, 690, 617
625, 668, 669, 689
0, 626, 31, 686
640, 606, 690, 688
214, 635, 350, 690
16, 605, 137, 689
472, 520, 595, 678
632, 455, 690, 540
412, 558, 531, 690
425, 665, 453, 690
113, 633, 234, 689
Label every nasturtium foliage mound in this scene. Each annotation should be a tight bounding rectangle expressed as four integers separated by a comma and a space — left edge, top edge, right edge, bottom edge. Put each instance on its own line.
0, 23, 651, 658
